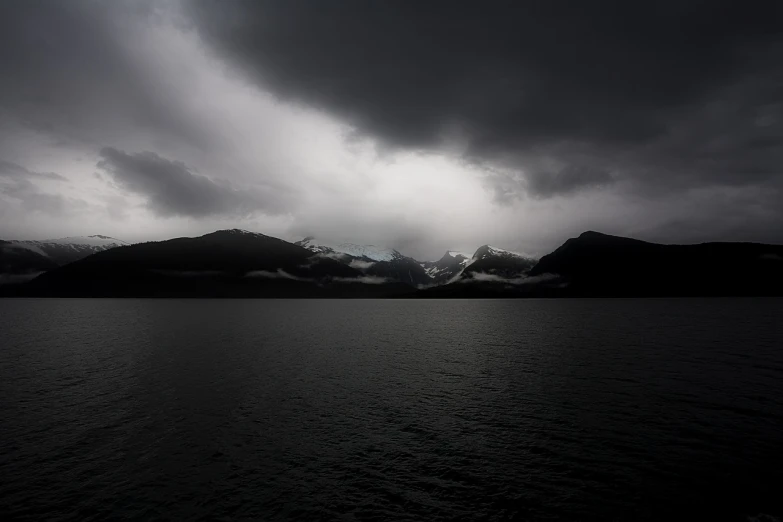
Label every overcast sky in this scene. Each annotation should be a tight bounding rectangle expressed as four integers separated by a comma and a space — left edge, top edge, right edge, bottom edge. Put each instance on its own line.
1, 0, 781, 259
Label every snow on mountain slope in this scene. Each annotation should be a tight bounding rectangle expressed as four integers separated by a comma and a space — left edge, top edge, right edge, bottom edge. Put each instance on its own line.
297, 236, 538, 287
295, 237, 432, 286
422, 264, 440, 278
31, 235, 128, 248
454, 244, 538, 282
0, 240, 59, 280
447, 251, 472, 260
475, 245, 535, 260
421, 244, 539, 285
10, 235, 129, 266
14, 242, 48, 257
217, 229, 270, 239
296, 237, 401, 262
421, 250, 474, 284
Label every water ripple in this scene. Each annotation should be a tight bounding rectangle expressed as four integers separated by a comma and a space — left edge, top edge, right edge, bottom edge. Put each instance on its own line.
1, 298, 782, 521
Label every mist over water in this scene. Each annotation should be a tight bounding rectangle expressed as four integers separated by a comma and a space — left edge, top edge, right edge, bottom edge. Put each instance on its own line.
1, 298, 782, 521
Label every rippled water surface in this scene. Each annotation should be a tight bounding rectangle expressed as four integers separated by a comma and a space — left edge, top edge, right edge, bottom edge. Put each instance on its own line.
1, 298, 782, 521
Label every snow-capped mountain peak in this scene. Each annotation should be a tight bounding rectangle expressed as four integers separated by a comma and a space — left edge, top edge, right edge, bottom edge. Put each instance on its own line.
296, 237, 401, 262
420, 249, 474, 282
296, 237, 432, 286
473, 244, 534, 261
9, 235, 129, 265
425, 244, 540, 285
207, 229, 277, 241
38, 235, 129, 247
220, 228, 262, 236
446, 250, 472, 260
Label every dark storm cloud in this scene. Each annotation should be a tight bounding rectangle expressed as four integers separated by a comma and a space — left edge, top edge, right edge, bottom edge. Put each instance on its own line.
189, 0, 783, 197
97, 147, 286, 218
526, 164, 615, 199
1, 0, 781, 249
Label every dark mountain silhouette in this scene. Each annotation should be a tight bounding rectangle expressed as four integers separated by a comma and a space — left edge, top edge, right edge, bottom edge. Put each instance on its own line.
1, 235, 128, 288
415, 245, 544, 298
421, 251, 472, 284
365, 257, 431, 286
417, 232, 783, 298
529, 231, 783, 296
460, 245, 538, 281
0, 240, 59, 284
4, 229, 783, 298
11, 229, 413, 297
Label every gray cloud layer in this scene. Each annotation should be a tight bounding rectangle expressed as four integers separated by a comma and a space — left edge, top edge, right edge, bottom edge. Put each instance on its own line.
0, 1, 205, 149
0, 159, 74, 217
190, 0, 783, 199
0, 1, 782, 253
97, 147, 285, 218
0, 161, 66, 182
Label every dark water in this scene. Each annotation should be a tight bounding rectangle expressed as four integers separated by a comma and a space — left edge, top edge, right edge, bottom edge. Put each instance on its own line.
1, 299, 782, 521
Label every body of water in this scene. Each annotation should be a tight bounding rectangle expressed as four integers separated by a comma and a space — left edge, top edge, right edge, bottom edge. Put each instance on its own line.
1, 298, 782, 520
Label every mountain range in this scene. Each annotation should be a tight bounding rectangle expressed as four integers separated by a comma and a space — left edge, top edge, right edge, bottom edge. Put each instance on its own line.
295, 237, 431, 286
1, 229, 782, 297
0, 235, 127, 284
